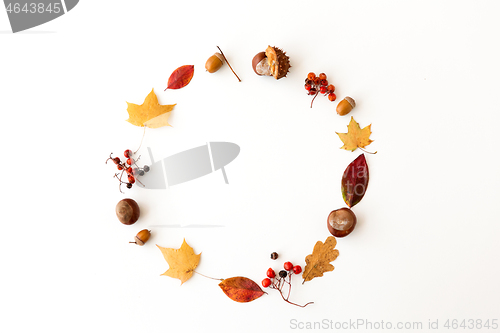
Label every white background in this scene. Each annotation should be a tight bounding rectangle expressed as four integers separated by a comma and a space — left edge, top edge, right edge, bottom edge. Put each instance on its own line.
1, 1, 499, 332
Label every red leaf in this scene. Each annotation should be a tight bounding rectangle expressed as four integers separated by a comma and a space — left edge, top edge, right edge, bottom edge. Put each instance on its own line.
341, 154, 369, 208
219, 276, 266, 303
165, 65, 194, 90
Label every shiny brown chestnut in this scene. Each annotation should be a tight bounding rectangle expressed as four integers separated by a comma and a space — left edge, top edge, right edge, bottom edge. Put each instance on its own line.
327, 208, 357, 237
116, 198, 140, 225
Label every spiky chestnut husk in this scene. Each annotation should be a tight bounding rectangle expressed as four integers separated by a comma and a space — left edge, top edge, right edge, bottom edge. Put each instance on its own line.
265, 46, 291, 79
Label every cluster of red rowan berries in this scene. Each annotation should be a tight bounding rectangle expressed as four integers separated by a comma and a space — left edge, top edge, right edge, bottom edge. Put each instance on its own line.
304, 72, 337, 108
106, 149, 149, 193
261, 253, 312, 307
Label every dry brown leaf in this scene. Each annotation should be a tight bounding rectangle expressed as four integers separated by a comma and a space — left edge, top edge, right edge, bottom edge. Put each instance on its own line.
302, 236, 339, 283
336, 117, 374, 152
157, 239, 201, 285
126, 89, 175, 128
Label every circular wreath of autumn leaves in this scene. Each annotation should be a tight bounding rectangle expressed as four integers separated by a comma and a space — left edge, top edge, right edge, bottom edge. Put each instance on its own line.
115, 51, 375, 306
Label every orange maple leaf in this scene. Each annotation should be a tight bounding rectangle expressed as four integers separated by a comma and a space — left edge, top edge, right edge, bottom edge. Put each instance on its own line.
157, 239, 201, 285
126, 89, 175, 128
336, 117, 374, 152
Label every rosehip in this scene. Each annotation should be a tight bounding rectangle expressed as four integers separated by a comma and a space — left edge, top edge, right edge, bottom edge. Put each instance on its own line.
284, 261, 293, 271
267, 268, 276, 278
262, 278, 271, 288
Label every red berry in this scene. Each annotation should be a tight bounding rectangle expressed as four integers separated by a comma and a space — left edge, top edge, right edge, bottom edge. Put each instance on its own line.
128, 175, 135, 184
262, 278, 271, 288
112, 157, 121, 164
267, 268, 276, 278
284, 261, 293, 271
320, 79, 328, 86
327, 84, 335, 92
126, 167, 133, 175
309, 87, 317, 95
292, 265, 302, 274
328, 92, 337, 101
318, 73, 327, 80
307, 72, 316, 81
313, 78, 320, 85
127, 158, 133, 165
124, 149, 132, 158
304, 83, 311, 91
319, 86, 327, 94
117, 165, 124, 171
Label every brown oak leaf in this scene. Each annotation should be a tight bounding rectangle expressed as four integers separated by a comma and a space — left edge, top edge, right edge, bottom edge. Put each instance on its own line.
302, 236, 339, 283
157, 239, 200, 285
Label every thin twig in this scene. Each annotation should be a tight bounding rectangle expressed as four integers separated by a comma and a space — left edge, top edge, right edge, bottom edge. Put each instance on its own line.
217, 46, 241, 82
310, 91, 319, 108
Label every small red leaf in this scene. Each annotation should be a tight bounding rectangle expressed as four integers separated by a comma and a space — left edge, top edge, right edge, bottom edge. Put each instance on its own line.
341, 154, 369, 208
219, 276, 266, 303
165, 65, 194, 90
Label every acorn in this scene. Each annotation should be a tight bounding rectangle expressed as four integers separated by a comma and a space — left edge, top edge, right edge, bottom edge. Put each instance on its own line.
116, 198, 140, 225
252, 45, 290, 79
336, 97, 356, 116
205, 53, 224, 73
130, 229, 151, 246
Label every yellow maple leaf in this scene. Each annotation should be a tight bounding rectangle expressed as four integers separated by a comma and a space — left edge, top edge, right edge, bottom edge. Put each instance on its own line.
157, 239, 201, 285
126, 89, 175, 128
336, 116, 374, 152
302, 236, 339, 283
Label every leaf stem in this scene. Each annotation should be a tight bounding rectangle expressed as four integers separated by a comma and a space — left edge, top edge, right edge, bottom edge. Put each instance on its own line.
359, 147, 377, 154
194, 270, 224, 281
134, 126, 147, 154
217, 46, 241, 82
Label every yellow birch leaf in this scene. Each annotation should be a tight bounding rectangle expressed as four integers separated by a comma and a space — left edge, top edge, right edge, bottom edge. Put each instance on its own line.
126, 89, 175, 127
336, 116, 374, 152
157, 239, 201, 285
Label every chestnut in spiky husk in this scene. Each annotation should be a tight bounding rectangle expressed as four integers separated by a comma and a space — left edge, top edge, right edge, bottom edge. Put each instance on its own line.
252, 46, 290, 79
